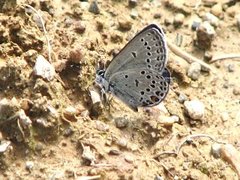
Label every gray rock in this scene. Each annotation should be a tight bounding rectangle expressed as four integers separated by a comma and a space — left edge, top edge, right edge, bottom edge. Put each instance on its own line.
195, 21, 215, 50
191, 21, 201, 31
187, 62, 201, 81
227, 64, 235, 72
89, 1, 100, 14
115, 117, 129, 128
178, 93, 188, 103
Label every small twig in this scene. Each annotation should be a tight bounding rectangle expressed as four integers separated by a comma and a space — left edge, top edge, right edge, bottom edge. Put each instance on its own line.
17, 119, 25, 139
21, 4, 52, 63
91, 163, 115, 168
210, 53, 240, 63
154, 134, 226, 159
150, 158, 175, 179
167, 41, 216, 73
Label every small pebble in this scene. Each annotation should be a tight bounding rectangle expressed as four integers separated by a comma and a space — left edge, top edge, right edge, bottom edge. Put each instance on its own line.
191, 21, 201, 31
25, 161, 34, 171
116, 138, 128, 148
227, 64, 235, 72
18, 109, 32, 127
233, 86, 240, 95
159, 115, 179, 126
187, 62, 201, 81
142, 3, 150, 10
35, 143, 44, 152
173, 13, 185, 27
154, 175, 164, 180
182, 162, 190, 170
164, 17, 173, 26
204, 12, 219, 27
118, 17, 132, 31
226, 5, 238, 17
211, 3, 223, 17
115, 117, 129, 128
90, 90, 101, 105
178, 93, 188, 103
109, 149, 121, 155
130, 9, 138, 19
0, 141, 11, 153
82, 145, 96, 165
90, 90, 103, 116
63, 106, 78, 122
204, 51, 213, 61
89, 1, 100, 14
80, 2, 90, 10
74, 21, 86, 34
211, 143, 222, 158
124, 155, 134, 163
184, 100, 205, 120
128, 0, 138, 8
65, 169, 75, 178
95, 120, 109, 132
63, 127, 75, 137
195, 21, 215, 50
220, 112, 229, 122
69, 47, 84, 63
153, 13, 162, 19
33, 55, 55, 81
110, 32, 123, 43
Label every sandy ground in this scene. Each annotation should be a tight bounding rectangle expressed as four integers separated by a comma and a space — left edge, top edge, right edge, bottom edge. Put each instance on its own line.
0, 0, 240, 179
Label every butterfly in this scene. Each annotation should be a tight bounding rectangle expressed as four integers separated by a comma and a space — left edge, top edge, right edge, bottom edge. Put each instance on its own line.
95, 24, 170, 112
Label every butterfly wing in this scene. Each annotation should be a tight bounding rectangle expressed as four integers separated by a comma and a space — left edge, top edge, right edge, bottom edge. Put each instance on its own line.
104, 24, 168, 81
108, 68, 170, 111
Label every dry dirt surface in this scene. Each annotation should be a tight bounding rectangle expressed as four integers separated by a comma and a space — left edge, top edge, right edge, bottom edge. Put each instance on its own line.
0, 0, 240, 179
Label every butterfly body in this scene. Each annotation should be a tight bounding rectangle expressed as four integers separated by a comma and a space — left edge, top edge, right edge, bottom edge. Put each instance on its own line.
96, 24, 170, 111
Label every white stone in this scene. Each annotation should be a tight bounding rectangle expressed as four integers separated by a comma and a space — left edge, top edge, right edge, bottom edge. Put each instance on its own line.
25, 161, 34, 171
204, 12, 219, 27
220, 112, 229, 122
33, 55, 55, 81
211, 143, 221, 158
18, 109, 32, 127
90, 90, 101, 104
0, 141, 11, 153
184, 100, 205, 120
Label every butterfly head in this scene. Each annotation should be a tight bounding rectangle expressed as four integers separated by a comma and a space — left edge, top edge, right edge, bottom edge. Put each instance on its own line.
96, 69, 105, 83
95, 69, 109, 92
